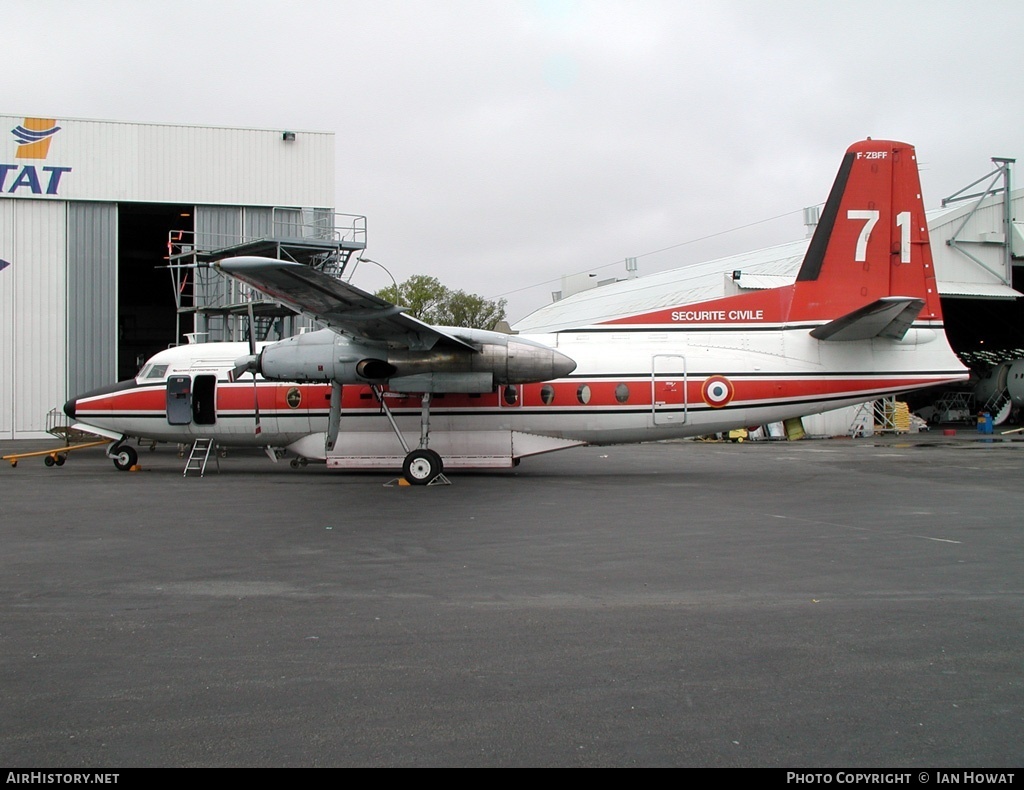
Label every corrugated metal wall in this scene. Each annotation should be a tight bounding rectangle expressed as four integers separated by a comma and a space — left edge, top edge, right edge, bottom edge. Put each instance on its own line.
930, 191, 1024, 293
67, 202, 117, 396
11, 201, 67, 436
0, 115, 335, 208
195, 206, 244, 340
271, 208, 304, 237
243, 207, 273, 239
195, 205, 243, 249
0, 201, 14, 437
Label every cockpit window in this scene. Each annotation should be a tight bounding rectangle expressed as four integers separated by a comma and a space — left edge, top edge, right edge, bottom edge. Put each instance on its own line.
138, 364, 169, 380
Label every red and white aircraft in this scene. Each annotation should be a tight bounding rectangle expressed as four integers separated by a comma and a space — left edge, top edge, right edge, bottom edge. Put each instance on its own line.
65, 140, 968, 483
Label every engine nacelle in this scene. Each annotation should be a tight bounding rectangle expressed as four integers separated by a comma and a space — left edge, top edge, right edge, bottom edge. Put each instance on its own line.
258, 330, 384, 383
387, 330, 575, 386
253, 327, 576, 392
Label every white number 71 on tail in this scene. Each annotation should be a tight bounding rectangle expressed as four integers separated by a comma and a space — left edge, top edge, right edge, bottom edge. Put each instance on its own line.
848, 209, 913, 263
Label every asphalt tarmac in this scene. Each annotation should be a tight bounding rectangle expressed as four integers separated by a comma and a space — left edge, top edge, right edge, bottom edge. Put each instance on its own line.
1, 433, 1022, 767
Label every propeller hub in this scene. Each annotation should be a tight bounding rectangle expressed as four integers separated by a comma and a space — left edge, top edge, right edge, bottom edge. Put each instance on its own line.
229, 352, 260, 382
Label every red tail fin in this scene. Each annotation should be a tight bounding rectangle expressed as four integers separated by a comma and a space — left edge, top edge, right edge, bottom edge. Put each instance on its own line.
596, 139, 941, 331
789, 139, 942, 323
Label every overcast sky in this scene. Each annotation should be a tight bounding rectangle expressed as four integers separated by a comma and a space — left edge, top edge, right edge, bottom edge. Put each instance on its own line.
7, 0, 1021, 320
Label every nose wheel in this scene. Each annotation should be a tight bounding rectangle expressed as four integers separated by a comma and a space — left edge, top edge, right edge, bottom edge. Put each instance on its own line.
108, 442, 138, 471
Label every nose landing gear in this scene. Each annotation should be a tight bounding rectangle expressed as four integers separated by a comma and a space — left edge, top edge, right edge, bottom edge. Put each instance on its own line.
108, 442, 139, 471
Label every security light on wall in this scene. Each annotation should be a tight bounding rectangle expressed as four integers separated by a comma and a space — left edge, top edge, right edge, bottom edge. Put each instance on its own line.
282, 131, 296, 142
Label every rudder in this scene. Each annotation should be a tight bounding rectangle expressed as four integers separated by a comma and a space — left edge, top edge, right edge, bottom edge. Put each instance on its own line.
789, 140, 942, 325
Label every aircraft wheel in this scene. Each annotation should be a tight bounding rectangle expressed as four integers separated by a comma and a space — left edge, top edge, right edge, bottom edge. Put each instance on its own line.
112, 445, 138, 471
44, 455, 55, 467
402, 449, 443, 485
55, 454, 66, 466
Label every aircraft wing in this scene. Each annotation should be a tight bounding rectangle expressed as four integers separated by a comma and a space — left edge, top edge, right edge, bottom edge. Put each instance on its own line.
214, 256, 477, 352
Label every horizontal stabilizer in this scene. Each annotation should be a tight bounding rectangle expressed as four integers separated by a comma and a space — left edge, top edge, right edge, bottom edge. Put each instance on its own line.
809, 297, 925, 341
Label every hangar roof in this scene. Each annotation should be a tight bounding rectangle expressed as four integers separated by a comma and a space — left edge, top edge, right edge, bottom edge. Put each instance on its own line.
515, 240, 807, 332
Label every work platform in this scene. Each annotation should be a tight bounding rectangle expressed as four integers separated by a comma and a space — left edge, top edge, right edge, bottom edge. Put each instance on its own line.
168, 208, 367, 343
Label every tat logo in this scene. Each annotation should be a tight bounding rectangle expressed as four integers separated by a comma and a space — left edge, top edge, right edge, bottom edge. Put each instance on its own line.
1, 117, 73, 196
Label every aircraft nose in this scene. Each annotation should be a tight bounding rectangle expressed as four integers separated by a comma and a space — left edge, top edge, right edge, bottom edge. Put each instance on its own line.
63, 398, 77, 419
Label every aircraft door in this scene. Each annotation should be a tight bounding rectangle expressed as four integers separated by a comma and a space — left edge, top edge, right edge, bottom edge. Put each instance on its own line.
166, 375, 192, 425
192, 374, 217, 425
652, 355, 686, 425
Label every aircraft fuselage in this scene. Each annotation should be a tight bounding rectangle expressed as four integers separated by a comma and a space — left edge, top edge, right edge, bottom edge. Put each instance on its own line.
65, 317, 963, 469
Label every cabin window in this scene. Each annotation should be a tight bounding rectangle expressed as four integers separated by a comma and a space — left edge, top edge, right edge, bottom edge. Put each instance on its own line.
540, 384, 555, 405
577, 385, 591, 405
503, 385, 519, 406
615, 384, 630, 403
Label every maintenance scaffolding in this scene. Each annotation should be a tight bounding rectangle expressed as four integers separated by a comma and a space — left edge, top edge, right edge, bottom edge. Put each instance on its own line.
167, 208, 367, 343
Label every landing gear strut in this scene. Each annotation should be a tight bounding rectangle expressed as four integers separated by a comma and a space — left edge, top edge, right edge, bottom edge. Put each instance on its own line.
372, 386, 450, 486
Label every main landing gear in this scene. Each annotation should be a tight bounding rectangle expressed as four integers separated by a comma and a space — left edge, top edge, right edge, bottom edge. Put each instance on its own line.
372, 386, 449, 486
402, 448, 444, 485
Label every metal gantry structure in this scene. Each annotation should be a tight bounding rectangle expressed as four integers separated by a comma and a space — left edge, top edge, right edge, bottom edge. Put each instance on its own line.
942, 156, 1017, 287
168, 208, 367, 344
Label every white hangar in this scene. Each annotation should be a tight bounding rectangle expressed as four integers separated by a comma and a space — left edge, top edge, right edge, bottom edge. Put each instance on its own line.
0, 114, 363, 439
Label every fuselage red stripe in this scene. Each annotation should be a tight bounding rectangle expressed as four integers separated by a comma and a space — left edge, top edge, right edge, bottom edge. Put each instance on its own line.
74, 375, 958, 418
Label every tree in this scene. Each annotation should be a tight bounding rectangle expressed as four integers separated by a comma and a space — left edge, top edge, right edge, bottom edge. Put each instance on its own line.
376, 274, 508, 330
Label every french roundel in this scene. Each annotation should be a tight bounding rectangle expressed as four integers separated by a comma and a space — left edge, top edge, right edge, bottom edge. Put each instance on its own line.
701, 375, 734, 408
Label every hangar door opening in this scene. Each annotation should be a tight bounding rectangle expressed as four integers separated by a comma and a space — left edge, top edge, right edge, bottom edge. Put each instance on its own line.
942, 266, 1024, 356
117, 203, 193, 380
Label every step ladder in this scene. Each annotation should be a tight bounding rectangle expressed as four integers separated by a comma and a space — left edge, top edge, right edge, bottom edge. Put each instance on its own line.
848, 402, 874, 437
983, 389, 1013, 425
183, 438, 219, 477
